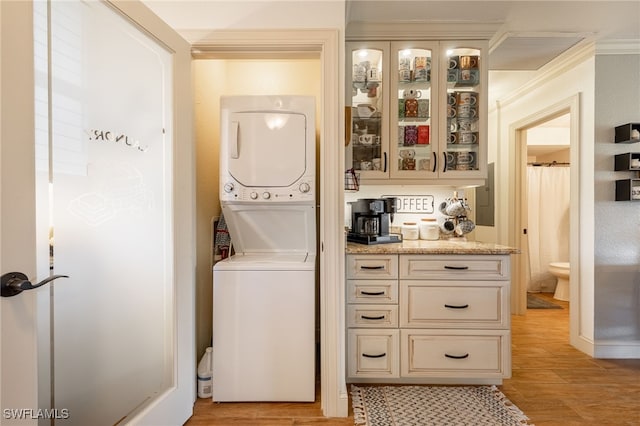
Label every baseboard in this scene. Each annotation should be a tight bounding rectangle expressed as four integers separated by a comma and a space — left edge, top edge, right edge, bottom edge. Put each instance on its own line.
593, 340, 640, 359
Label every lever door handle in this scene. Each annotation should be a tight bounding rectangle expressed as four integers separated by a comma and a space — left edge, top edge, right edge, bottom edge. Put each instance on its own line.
1, 272, 69, 297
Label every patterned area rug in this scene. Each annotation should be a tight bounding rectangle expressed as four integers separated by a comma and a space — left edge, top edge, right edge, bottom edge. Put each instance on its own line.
351, 385, 533, 425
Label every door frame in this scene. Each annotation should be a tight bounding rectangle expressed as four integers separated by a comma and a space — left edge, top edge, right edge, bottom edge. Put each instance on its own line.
1, 1, 40, 420
0, 1, 195, 424
511, 94, 581, 342
189, 29, 347, 417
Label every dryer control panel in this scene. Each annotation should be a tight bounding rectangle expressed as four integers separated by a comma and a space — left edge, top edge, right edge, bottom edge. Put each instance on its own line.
220, 175, 315, 203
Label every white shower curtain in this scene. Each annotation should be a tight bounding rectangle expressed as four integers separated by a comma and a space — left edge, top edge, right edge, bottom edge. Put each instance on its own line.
527, 166, 570, 292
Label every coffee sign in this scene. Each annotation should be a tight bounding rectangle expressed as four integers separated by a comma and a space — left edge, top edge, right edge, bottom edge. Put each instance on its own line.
382, 195, 434, 214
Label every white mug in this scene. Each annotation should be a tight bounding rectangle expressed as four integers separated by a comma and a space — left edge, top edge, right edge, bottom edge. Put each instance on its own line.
455, 218, 476, 235
457, 92, 478, 106
458, 132, 477, 144
359, 134, 375, 145
456, 151, 477, 166
445, 200, 466, 217
403, 89, 422, 99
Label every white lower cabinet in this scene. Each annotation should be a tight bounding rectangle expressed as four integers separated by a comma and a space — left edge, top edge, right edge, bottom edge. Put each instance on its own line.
347, 253, 511, 384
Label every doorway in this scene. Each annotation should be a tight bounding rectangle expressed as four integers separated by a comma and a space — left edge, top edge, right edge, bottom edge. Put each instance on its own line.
189, 30, 347, 417
525, 113, 570, 300
512, 95, 580, 343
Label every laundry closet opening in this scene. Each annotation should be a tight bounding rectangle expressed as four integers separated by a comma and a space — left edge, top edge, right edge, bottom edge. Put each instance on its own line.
192, 56, 322, 376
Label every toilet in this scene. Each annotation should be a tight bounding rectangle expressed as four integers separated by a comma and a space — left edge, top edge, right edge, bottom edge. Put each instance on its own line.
548, 262, 570, 301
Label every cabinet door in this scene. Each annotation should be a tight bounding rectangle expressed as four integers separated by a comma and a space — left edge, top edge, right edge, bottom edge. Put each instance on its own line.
439, 41, 487, 179
346, 42, 390, 179
389, 41, 439, 179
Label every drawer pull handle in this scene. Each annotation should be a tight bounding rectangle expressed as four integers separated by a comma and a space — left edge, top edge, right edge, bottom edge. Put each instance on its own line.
444, 304, 469, 309
445, 353, 469, 359
444, 265, 469, 270
360, 290, 385, 296
361, 315, 385, 320
362, 352, 386, 358
360, 265, 385, 270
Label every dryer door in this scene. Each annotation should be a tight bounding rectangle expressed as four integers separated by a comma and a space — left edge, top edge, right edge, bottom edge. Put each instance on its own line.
228, 111, 308, 188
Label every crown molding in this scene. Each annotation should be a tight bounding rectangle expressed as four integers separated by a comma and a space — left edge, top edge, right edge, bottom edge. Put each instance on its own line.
346, 21, 503, 41
595, 39, 640, 55
494, 39, 596, 110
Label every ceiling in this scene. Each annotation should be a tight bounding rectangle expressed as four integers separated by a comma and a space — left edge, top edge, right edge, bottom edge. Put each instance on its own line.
142, 0, 639, 145
345, 0, 640, 71
143, 0, 640, 72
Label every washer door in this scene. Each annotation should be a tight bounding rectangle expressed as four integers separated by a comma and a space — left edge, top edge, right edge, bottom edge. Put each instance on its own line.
221, 203, 316, 256
228, 111, 308, 188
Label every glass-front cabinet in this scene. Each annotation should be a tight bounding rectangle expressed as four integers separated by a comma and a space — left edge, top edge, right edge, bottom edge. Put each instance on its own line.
390, 42, 437, 179
346, 42, 389, 180
439, 41, 485, 179
346, 40, 487, 184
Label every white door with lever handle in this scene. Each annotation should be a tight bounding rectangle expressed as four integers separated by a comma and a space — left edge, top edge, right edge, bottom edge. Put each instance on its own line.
0, 1, 194, 425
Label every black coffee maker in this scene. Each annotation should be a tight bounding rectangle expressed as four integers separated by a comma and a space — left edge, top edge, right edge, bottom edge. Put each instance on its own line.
347, 197, 402, 244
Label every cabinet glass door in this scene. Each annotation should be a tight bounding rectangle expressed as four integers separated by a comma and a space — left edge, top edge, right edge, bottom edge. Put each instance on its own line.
391, 45, 436, 178
443, 46, 483, 176
347, 44, 388, 178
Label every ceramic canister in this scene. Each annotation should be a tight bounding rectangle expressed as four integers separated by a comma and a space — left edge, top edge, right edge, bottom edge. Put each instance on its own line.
401, 222, 419, 240
419, 218, 439, 240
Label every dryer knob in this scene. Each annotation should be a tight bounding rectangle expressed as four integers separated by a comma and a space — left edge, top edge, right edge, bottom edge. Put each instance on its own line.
223, 182, 234, 193
299, 182, 311, 193
250, 192, 258, 200
262, 192, 271, 199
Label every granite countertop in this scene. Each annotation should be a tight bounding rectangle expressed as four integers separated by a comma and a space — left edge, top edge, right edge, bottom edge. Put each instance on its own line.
346, 239, 520, 255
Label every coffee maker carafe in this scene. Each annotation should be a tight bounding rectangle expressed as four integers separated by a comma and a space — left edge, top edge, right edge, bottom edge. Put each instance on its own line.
347, 198, 402, 245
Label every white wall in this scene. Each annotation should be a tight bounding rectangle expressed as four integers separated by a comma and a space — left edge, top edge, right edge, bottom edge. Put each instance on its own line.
593, 52, 640, 356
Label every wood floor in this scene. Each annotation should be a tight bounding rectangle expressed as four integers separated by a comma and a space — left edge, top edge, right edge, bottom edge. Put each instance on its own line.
185, 294, 640, 425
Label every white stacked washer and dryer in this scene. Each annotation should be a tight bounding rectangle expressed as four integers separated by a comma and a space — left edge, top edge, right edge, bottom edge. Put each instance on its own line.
213, 96, 316, 402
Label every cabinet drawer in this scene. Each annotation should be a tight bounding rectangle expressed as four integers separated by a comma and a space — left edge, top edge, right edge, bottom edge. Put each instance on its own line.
348, 329, 400, 378
347, 304, 399, 328
347, 254, 398, 279
347, 279, 398, 304
400, 255, 510, 280
400, 281, 508, 328
401, 329, 510, 377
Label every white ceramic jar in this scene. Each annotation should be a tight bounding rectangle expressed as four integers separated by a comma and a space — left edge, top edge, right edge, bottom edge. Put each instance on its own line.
401, 222, 419, 240
419, 218, 440, 240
